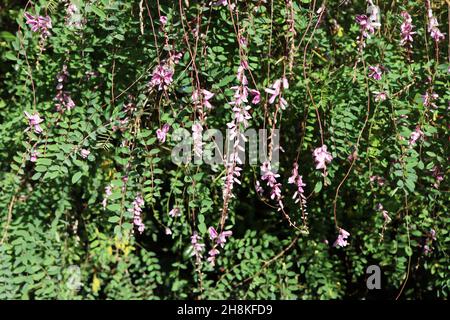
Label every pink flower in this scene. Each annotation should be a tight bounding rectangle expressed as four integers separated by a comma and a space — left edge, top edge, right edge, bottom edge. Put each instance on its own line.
265, 78, 288, 108
192, 123, 204, 158
159, 16, 167, 26
208, 227, 232, 247
102, 185, 113, 208
30, 150, 38, 162
373, 91, 387, 102
207, 248, 220, 266
156, 123, 170, 143
129, 195, 145, 234
168, 207, 180, 218
217, 230, 232, 248
409, 126, 423, 146
422, 91, 439, 109
333, 228, 350, 248
426, 2, 445, 42
24, 111, 44, 134
149, 64, 174, 90
260, 161, 283, 207
400, 11, 415, 47
313, 145, 333, 170
24, 12, 52, 37
288, 162, 307, 205
382, 210, 391, 223
208, 226, 218, 240
250, 89, 261, 104
368, 65, 382, 80
192, 89, 214, 110
355, 14, 375, 38
55, 91, 75, 112
80, 149, 90, 159
165, 227, 172, 235
191, 232, 205, 257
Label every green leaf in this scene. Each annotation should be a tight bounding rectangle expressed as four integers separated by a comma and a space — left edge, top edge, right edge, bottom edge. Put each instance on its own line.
90, 5, 106, 19
72, 172, 83, 184
314, 181, 323, 193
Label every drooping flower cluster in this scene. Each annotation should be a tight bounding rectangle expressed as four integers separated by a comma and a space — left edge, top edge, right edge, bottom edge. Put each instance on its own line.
148, 52, 182, 91
333, 228, 350, 248
24, 111, 44, 134
129, 195, 145, 234
423, 229, 437, 255
400, 11, 415, 47
288, 162, 307, 205
409, 126, 423, 146
376, 203, 391, 224
260, 161, 283, 209
102, 185, 113, 209
312, 145, 333, 171
65, 3, 85, 29
355, 15, 375, 39
369, 175, 385, 186
80, 149, 90, 159
422, 91, 439, 109
192, 123, 204, 160
368, 65, 382, 80
156, 123, 170, 143
222, 61, 253, 202
431, 166, 444, 189
426, 0, 445, 42
373, 91, 387, 102
207, 226, 232, 266
191, 232, 205, 259
30, 150, 39, 163
192, 89, 214, 118
265, 78, 288, 109
159, 16, 168, 26
149, 64, 174, 91
55, 65, 75, 112
168, 207, 181, 218
24, 12, 52, 38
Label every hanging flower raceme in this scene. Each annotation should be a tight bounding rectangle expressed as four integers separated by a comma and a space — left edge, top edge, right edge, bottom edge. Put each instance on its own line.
80, 149, 90, 159
368, 65, 382, 80
192, 123, 204, 159
24, 111, 44, 134
265, 78, 288, 109
400, 11, 415, 47
129, 195, 145, 234
159, 16, 167, 26
312, 145, 333, 171
156, 123, 170, 143
24, 12, 52, 37
355, 15, 375, 39
149, 64, 174, 91
222, 61, 253, 202
333, 228, 350, 248
409, 126, 424, 146
54, 65, 75, 112
373, 91, 387, 102
260, 161, 283, 209
102, 185, 113, 209
192, 89, 215, 111
426, 1, 445, 42
207, 226, 232, 266
422, 91, 439, 109
168, 207, 181, 218
191, 232, 205, 258
288, 162, 307, 206
30, 150, 38, 162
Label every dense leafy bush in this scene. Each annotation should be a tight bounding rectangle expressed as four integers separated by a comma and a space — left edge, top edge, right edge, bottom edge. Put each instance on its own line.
0, 0, 448, 299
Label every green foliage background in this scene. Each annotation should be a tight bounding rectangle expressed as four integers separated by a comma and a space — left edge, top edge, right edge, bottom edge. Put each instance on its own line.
0, 0, 448, 299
